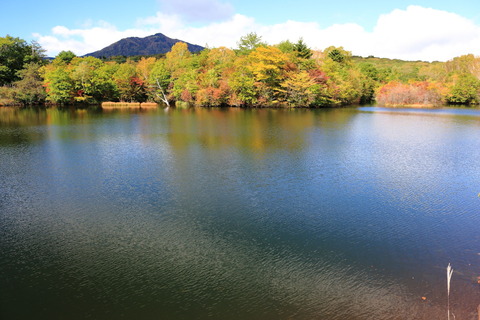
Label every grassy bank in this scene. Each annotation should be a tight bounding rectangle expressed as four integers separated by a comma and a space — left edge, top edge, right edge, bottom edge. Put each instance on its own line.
101, 102, 159, 109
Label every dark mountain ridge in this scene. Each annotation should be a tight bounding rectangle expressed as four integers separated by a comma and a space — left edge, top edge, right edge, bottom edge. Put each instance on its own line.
85, 33, 204, 58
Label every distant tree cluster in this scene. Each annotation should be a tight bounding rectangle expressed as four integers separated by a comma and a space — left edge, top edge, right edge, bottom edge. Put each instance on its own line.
1, 33, 480, 107
373, 54, 480, 106
38, 34, 376, 107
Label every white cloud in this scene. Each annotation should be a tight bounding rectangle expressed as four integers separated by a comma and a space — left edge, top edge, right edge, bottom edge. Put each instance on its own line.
144, 14, 257, 48
34, 23, 155, 56
369, 5, 480, 60
35, 5, 480, 61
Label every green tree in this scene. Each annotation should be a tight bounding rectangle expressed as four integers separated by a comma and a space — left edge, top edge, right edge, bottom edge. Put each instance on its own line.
321, 47, 364, 105
358, 63, 381, 103
25, 41, 46, 65
95, 62, 120, 101
0, 35, 45, 85
276, 40, 295, 54
236, 32, 266, 55
13, 62, 46, 104
70, 57, 105, 102
42, 64, 75, 104
55, 51, 76, 64
291, 38, 315, 71
68, 56, 120, 103
446, 73, 480, 105
172, 69, 199, 103
324, 46, 351, 63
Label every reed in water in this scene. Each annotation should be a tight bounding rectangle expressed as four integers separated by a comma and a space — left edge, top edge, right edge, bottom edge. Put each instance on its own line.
447, 263, 453, 320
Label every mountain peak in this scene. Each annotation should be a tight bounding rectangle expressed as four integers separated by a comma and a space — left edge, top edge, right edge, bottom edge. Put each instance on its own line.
85, 33, 204, 58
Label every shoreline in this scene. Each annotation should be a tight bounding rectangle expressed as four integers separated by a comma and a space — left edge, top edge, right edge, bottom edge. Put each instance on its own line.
1, 102, 478, 110
380, 103, 437, 108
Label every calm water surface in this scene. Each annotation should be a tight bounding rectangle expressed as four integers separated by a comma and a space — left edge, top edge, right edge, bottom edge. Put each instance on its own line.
1, 106, 479, 319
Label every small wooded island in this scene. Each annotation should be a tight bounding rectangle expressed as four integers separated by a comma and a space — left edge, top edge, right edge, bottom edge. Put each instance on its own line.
1, 33, 479, 108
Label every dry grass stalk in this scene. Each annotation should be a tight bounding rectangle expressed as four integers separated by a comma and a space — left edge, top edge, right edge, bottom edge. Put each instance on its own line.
447, 263, 453, 320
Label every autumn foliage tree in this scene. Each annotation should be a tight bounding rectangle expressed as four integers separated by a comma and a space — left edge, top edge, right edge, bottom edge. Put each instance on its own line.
246, 46, 290, 105
281, 71, 318, 106
113, 62, 147, 102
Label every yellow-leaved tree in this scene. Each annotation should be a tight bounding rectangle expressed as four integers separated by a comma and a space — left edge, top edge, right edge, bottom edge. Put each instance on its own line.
246, 46, 290, 105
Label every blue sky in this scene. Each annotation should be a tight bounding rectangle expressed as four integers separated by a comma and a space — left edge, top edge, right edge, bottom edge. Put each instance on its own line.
2, 0, 480, 61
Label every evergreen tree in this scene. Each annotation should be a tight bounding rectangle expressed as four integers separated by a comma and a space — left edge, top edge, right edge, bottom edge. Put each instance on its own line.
293, 38, 312, 59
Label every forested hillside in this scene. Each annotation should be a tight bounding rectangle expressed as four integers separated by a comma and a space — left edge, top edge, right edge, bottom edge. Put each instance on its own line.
1, 33, 479, 107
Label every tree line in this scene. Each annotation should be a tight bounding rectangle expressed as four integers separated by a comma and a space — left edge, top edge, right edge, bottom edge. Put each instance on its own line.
1, 33, 480, 107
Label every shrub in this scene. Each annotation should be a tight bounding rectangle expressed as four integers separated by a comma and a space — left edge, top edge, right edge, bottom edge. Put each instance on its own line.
376, 81, 445, 106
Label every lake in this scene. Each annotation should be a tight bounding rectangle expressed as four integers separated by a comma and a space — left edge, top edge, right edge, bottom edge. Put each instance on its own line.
1, 106, 479, 319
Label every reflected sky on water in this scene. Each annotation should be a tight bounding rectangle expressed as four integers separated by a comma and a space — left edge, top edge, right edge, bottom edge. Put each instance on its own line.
1, 106, 480, 319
